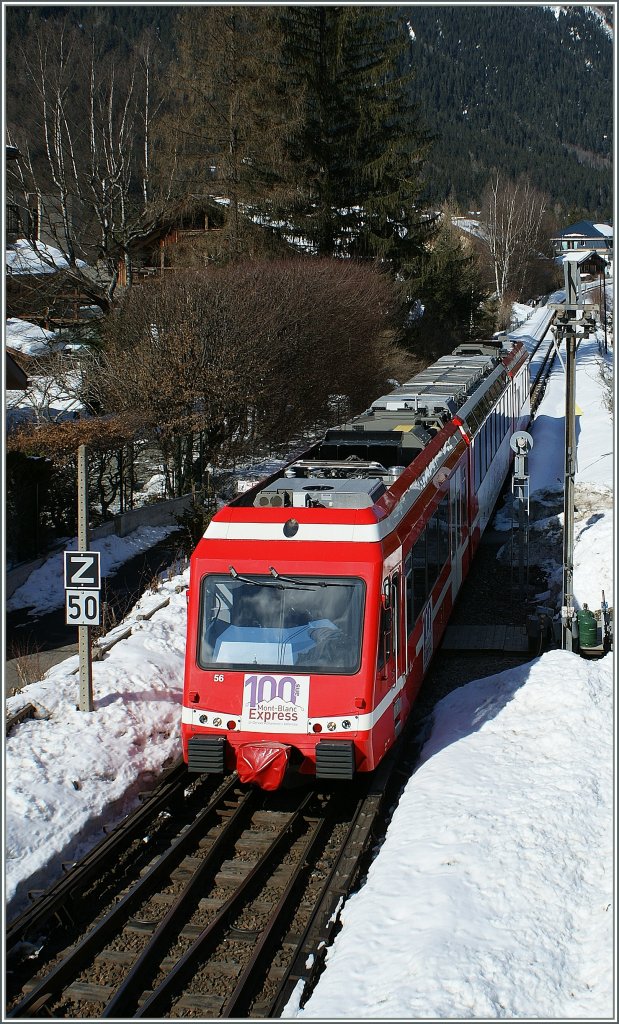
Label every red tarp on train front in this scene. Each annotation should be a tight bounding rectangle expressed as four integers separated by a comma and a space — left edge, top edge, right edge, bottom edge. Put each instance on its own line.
236, 742, 291, 790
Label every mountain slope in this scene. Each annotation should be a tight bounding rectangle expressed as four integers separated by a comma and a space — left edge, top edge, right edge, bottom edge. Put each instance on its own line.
402, 5, 613, 219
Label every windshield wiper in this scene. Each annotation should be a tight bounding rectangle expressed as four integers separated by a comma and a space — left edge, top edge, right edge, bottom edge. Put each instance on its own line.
229, 565, 282, 588
268, 567, 354, 588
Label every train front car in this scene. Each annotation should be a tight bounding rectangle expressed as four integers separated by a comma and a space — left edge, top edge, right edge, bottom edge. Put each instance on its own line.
182, 506, 386, 790
182, 337, 530, 790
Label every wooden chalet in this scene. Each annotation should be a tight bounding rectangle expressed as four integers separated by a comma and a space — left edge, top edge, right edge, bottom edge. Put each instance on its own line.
561, 249, 608, 278
116, 197, 228, 286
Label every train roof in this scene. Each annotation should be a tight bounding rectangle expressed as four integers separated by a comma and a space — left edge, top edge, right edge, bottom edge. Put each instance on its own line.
371, 353, 495, 416
235, 339, 527, 512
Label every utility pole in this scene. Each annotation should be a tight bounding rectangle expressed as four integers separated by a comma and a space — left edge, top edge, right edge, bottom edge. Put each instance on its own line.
549, 262, 598, 651
510, 430, 534, 602
77, 445, 94, 711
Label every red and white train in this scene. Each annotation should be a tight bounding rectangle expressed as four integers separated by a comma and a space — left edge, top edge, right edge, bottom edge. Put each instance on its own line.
182, 338, 530, 790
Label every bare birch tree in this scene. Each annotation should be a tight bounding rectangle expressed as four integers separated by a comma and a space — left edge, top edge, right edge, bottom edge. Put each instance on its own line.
480, 173, 549, 301
6, 18, 172, 312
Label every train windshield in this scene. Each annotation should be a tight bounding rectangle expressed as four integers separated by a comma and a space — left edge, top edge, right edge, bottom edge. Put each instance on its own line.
198, 574, 365, 674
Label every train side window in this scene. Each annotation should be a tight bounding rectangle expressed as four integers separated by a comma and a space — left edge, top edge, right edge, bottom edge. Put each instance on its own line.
438, 495, 450, 566
474, 437, 481, 492
427, 514, 440, 591
405, 553, 414, 636
412, 528, 427, 621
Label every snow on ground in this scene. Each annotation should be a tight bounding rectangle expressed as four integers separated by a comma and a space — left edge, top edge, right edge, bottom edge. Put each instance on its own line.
288, 651, 614, 1020
6, 370, 86, 428
3, 298, 615, 1017
6, 525, 179, 616
5, 577, 187, 917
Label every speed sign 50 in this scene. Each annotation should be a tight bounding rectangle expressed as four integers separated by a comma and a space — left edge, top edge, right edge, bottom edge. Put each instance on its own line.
65, 589, 101, 626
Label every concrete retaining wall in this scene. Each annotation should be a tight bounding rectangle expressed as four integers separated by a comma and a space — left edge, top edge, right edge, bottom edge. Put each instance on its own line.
5, 493, 194, 600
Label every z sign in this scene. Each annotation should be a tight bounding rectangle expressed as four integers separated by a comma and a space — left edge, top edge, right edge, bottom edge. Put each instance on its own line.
64, 551, 101, 590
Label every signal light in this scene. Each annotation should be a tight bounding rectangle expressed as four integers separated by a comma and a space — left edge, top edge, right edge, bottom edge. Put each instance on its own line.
312, 723, 323, 733
227, 720, 237, 730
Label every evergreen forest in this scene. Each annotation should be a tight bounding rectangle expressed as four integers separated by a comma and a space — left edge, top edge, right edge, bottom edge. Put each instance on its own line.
401, 5, 613, 220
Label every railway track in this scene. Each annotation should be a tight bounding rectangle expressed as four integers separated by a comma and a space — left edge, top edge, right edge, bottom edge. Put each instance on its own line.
6, 755, 396, 1018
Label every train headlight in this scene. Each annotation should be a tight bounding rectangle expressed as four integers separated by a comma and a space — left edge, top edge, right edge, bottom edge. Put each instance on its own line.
327, 721, 336, 731
199, 714, 208, 724
213, 717, 222, 727
342, 720, 351, 730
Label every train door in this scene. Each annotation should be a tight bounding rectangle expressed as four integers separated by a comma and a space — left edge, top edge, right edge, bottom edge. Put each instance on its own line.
388, 570, 405, 737
378, 571, 402, 689
391, 570, 406, 685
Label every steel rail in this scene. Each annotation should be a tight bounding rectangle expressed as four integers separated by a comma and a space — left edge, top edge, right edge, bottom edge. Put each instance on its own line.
267, 760, 395, 1016
135, 789, 316, 1018
219, 812, 330, 1018
9, 774, 245, 1019
101, 783, 261, 1017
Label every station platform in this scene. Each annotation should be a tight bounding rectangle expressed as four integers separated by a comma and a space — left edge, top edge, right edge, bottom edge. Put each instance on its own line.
441, 624, 530, 653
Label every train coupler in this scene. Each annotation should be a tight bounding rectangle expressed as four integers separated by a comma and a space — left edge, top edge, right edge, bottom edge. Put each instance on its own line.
236, 741, 291, 790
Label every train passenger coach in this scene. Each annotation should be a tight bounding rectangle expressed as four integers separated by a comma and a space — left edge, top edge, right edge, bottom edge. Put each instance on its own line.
182, 338, 530, 790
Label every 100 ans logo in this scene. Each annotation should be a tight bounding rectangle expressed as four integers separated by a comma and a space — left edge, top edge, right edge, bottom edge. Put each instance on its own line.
245, 674, 300, 704
243, 674, 309, 727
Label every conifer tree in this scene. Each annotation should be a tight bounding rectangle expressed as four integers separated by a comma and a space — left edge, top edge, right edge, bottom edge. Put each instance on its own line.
276, 6, 433, 272
406, 204, 494, 358
163, 7, 302, 258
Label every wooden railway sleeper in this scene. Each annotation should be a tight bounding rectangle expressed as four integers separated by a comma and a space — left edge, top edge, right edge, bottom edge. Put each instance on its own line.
134, 791, 315, 1018
8, 775, 243, 1019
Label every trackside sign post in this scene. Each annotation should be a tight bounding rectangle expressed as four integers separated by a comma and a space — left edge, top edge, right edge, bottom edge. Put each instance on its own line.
64, 445, 98, 712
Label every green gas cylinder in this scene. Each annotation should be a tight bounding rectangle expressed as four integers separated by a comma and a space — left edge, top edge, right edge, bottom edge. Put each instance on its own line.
577, 606, 598, 649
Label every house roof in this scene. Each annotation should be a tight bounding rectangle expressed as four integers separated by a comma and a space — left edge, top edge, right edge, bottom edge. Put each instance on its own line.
553, 220, 613, 240
561, 249, 606, 266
